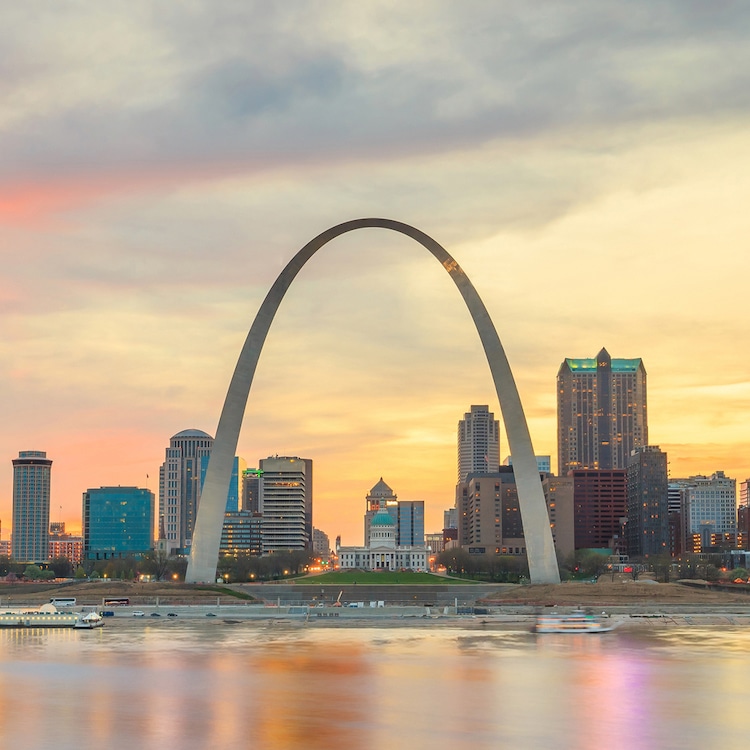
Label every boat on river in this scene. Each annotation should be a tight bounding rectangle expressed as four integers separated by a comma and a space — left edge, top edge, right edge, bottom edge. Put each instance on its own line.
0, 604, 104, 629
533, 609, 616, 634
74, 611, 104, 629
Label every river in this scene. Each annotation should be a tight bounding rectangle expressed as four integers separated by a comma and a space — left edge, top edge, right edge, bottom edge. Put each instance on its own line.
1, 619, 747, 749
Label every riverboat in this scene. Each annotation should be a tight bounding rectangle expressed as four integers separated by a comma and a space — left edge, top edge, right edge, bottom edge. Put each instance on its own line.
533, 609, 616, 634
0, 604, 104, 629
74, 611, 105, 629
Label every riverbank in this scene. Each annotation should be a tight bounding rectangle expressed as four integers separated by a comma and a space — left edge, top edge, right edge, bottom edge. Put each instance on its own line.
4, 579, 750, 618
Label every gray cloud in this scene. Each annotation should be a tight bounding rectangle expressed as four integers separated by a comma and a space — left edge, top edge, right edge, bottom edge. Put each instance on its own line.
2, 1, 750, 180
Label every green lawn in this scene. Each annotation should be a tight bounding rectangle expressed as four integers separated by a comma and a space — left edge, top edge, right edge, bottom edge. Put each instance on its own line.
296, 571, 474, 585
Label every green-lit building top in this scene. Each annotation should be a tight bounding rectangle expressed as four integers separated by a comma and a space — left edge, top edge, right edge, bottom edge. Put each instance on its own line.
564, 357, 642, 372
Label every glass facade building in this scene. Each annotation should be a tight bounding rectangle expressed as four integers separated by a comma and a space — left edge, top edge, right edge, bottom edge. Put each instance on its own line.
83, 486, 155, 560
200, 455, 246, 512
398, 500, 425, 546
627, 446, 669, 557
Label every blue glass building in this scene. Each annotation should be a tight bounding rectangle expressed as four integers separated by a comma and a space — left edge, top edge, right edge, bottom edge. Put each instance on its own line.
398, 500, 425, 546
83, 486, 154, 560
200, 455, 245, 512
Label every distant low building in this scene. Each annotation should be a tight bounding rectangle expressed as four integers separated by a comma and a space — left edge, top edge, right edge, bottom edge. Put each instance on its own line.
312, 527, 330, 556
425, 532, 444, 555
49, 533, 83, 566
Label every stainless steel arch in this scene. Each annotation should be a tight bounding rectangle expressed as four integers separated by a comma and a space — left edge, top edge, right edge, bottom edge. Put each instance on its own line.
185, 218, 560, 584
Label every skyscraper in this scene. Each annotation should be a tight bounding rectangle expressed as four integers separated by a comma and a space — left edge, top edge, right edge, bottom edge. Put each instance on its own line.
12, 450, 52, 562
627, 446, 669, 557
557, 347, 647, 475
458, 405, 500, 482
159, 429, 214, 554
259, 456, 312, 552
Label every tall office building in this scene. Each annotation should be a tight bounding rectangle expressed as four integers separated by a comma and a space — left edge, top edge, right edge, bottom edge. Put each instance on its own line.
457, 466, 568, 557
259, 456, 312, 552
12, 450, 52, 562
627, 446, 669, 557
159, 429, 214, 554
458, 405, 500, 482
83, 486, 155, 560
570, 470, 627, 552
681, 471, 737, 550
457, 467, 525, 555
557, 348, 647, 475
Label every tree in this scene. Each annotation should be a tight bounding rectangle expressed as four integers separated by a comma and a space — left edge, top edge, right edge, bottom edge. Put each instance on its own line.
24, 564, 54, 581
74, 566, 87, 579
566, 550, 609, 580
141, 550, 171, 581
49, 556, 73, 578
437, 548, 472, 575
652, 554, 673, 583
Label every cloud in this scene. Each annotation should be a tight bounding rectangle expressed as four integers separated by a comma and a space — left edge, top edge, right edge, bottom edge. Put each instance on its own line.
2, 2, 750, 192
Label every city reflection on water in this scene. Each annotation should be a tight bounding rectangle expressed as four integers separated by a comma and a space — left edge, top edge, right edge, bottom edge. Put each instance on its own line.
1, 621, 748, 750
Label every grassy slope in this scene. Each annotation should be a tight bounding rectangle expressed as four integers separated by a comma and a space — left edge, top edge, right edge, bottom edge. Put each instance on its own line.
295, 571, 474, 585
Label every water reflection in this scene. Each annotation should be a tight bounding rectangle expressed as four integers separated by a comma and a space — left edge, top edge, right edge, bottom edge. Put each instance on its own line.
1, 622, 748, 749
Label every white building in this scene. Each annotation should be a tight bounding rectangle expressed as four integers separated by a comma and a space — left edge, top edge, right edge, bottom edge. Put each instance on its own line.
337, 508, 428, 571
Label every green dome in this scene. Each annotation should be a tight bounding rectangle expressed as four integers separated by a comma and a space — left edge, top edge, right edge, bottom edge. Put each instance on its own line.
371, 509, 395, 527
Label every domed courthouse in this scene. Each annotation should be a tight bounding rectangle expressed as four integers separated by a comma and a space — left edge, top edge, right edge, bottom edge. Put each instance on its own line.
336, 507, 429, 572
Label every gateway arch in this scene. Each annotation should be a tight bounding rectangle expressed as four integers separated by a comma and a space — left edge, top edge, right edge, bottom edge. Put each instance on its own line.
186, 218, 560, 584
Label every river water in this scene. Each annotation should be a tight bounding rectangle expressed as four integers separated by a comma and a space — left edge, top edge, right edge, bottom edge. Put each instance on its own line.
1, 619, 747, 750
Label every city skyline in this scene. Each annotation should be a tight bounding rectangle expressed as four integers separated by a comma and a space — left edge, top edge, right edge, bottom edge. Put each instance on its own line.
2, 3, 750, 546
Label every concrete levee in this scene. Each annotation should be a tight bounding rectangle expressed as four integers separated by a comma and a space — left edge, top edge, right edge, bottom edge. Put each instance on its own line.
235, 583, 512, 606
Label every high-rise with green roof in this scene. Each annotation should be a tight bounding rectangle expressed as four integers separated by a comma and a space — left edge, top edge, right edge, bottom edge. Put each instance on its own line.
557, 347, 647, 475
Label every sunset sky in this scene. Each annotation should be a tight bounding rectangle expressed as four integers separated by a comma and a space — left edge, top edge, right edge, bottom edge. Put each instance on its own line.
2, 2, 749, 547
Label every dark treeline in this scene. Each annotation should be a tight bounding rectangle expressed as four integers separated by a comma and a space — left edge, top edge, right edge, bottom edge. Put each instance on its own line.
0, 549, 315, 583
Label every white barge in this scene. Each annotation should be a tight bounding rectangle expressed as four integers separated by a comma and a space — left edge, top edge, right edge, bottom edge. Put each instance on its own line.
0, 604, 103, 629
